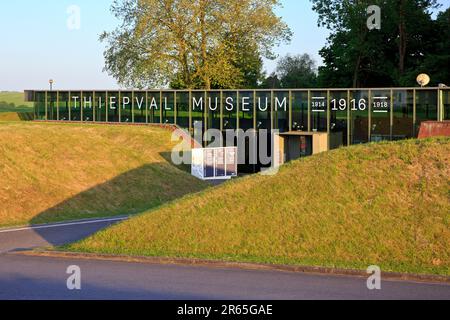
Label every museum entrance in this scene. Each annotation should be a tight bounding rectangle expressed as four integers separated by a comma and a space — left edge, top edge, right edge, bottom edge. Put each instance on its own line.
278, 132, 329, 164
284, 135, 313, 162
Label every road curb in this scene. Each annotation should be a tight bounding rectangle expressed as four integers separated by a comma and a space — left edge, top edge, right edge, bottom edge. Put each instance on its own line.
9, 249, 450, 285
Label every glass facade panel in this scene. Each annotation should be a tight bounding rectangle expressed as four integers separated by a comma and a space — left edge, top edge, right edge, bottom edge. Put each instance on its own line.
82, 91, 94, 122
58, 92, 69, 121
416, 90, 438, 133
133, 91, 146, 123
34, 92, 46, 120
273, 91, 289, 132
255, 91, 271, 130
176, 92, 189, 128
371, 90, 391, 142
222, 91, 237, 133
37, 92, 47, 120
204, 91, 221, 145
207, 91, 221, 130
147, 91, 161, 124
70, 91, 81, 121
255, 91, 272, 166
393, 90, 414, 140
221, 91, 238, 149
48, 91, 57, 120
350, 90, 369, 144
95, 92, 107, 122
191, 91, 205, 144
162, 91, 175, 124
444, 90, 450, 120
238, 91, 254, 131
108, 91, 119, 122
311, 91, 327, 132
237, 91, 256, 172
291, 91, 308, 131
330, 90, 348, 148
120, 91, 133, 123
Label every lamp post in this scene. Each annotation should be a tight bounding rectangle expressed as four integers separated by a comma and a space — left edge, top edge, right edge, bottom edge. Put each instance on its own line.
49, 79, 54, 91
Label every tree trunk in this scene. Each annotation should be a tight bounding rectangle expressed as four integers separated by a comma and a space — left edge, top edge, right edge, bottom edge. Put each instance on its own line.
353, 21, 368, 88
353, 54, 362, 88
398, 0, 407, 77
199, 1, 211, 90
183, 53, 192, 88
180, 43, 192, 88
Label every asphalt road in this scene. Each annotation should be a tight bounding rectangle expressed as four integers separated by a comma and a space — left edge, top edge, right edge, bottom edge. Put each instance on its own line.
0, 217, 128, 254
0, 218, 449, 300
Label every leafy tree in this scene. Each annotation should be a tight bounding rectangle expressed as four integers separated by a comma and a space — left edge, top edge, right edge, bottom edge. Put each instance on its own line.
275, 54, 318, 88
414, 8, 450, 86
171, 40, 265, 89
312, 0, 391, 87
232, 42, 266, 88
311, 0, 445, 87
260, 53, 318, 89
101, 0, 291, 89
260, 72, 281, 89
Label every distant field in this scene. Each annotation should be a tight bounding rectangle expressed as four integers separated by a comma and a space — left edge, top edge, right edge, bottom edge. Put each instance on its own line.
0, 92, 33, 113
67, 138, 450, 276
0, 122, 208, 227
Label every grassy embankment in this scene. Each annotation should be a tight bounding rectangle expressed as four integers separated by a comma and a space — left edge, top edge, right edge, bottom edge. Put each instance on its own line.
0, 122, 208, 227
67, 138, 450, 276
0, 92, 34, 121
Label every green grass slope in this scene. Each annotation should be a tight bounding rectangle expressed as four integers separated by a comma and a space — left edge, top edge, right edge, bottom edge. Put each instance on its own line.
0, 122, 208, 227
0, 112, 33, 122
68, 138, 450, 276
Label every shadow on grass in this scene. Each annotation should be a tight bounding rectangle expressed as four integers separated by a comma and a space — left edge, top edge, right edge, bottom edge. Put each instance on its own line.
159, 151, 192, 174
27, 161, 207, 247
0, 112, 34, 121
30, 162, 205, 225
17, 112, 34, 120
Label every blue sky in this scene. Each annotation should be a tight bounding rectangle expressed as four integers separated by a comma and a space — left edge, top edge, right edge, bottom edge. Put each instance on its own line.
0, 0, 448, 91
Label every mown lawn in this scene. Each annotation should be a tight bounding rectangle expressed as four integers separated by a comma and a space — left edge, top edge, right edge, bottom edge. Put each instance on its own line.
67, 138, 450, 276
0, 112, 33, 121
0, 122, 208, 227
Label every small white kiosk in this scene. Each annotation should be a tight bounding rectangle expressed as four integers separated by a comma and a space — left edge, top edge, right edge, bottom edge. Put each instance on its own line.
191, 147, 238, 180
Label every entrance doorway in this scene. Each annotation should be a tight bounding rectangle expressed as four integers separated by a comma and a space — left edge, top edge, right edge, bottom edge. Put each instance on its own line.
285, 135, 313, 162
277, 132, 329, 164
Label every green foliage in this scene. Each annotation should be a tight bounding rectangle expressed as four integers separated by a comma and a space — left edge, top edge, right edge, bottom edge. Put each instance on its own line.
260, 72, 281, 89
260, 54, 317, 89
415, 9, 450, 86
102, 0, 291, 90
311, 0, 448, 87
171, 41, 265, 89
231, 42, 266, 89
261, 53, 318, 89
276, 54, 318, 88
